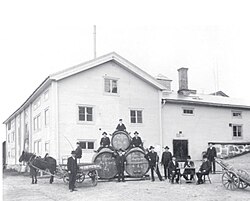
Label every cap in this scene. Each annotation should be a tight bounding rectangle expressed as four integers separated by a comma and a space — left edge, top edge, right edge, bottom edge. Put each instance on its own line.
134, 131, 139, 135
119, 119, 122, 121
164, 146, 169, 149
71, 151, 76, 154
76, 142, 80, 145
149, 146, 154, 150
102, 132, 107, 135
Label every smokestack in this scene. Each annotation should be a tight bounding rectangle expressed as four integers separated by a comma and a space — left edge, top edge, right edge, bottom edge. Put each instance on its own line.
178, 67, 188, 90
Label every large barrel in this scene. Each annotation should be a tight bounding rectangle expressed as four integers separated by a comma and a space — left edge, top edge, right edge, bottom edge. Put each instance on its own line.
111, 131, 131, 151
92, 148, 117, 179
125, 147, 149, 177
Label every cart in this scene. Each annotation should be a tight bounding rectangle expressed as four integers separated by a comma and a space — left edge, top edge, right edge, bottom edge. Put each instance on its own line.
215, 158, 250, 190
61, 163, 101, 186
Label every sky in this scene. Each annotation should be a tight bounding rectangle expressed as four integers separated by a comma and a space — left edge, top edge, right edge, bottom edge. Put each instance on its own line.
1, 0, 250, 145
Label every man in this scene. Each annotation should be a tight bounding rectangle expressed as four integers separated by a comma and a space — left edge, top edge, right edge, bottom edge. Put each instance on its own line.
145, 146, 163, 182
196, 155, 211, 184
183, 155, 195, 181
161, 146, 172, 179
95, 132, 112, 152
113, 149, 127, 182
131, 131, 144, 150
168, 156, 180, 183
75, 142, 82, 163
116, 119, 126, 132
206, 143, 217, 174
67, 151, 78, 192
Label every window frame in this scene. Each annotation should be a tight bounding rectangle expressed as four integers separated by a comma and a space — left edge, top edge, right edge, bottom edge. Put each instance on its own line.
232, 110, 242, 119
182, 107, 195, 116
33, 114, 41, 132
103, 76, 119, 96
77, 140, 96, 152
130, 109, 143, 124
45, 141, 50, 153
77, 104, 95, 124
232, 124, 243, 139
44, 108, 50, 127
34, 139, 42, 155
44, 90, 49, 101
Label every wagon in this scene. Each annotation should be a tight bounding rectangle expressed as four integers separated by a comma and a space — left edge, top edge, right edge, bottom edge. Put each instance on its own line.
215, 158, 250, 190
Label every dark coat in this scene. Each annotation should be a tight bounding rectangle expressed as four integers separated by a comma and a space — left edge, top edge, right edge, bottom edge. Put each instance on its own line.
75, 146, 82, 159
184, 161, 195, 168
199, 160, 211, 172
145, 151, 159, 167
113, 153, 126, 168
116, 123, 126, 131
206, 147, 217, 161
67, 157, 78, 175
100, 137, 110, 147
168, 161, 179, 172
131, 136, 143, 147
161, 151, 172, 165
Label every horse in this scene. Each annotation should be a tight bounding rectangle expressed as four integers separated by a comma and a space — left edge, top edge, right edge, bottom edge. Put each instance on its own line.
19, 151, 57, 184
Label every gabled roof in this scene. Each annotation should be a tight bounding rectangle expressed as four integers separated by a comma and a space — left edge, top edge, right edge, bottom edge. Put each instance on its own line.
3, 52, 166, 124
162, 92, 250, 109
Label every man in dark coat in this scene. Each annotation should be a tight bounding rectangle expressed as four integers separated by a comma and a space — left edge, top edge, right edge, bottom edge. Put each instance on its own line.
183, 155, 195, 181
131, 131, 144, 150
96, 132, 112, 152
116, 119, 126, 132
145, 146, 163, 182
67, 151, 78, 192
206, 143, 217, 173
161, 146, 172, 179
168, 156, 180, 183
196, 155, 211, 184
75, 142, 82, 163
113, 149, 127, 182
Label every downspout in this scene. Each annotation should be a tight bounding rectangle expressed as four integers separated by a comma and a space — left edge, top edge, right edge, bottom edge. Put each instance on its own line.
158, 90, 163, 156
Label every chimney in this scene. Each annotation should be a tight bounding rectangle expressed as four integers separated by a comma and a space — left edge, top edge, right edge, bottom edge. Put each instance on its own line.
156, 74, 172, 91
178, 67, 188, 90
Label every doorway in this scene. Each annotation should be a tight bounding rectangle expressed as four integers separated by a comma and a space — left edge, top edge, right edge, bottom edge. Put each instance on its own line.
173, 139, 188, 161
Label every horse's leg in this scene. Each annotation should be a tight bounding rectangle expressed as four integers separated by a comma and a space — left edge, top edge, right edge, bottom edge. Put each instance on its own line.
31, 175, 34, 184
34, 171, 37, 184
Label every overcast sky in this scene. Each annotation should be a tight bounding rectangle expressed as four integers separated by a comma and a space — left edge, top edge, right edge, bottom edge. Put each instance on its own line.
1, 0, 250, 143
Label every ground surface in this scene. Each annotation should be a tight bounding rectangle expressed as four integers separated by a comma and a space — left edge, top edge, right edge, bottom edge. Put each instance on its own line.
3, 154, 250, 201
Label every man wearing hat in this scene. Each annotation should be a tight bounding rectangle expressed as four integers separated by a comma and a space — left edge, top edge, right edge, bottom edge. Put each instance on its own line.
75, 142, 82, 163
183, 155, 195, 182
145, 146, 163, 182
196, 155, 211, 184
67, 151, 78, 192
161, 146, 172, 179
116, 119, 126, 132
113, 148, 127, 182
131, 131, 144, 150
96, 132, 112, 152
206, 143, 217, 174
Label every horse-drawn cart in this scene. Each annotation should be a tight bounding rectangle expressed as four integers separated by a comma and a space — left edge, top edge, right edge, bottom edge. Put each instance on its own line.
215, 158, 250, 190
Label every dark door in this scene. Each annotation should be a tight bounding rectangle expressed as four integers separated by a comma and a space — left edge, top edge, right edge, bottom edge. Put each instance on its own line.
173, 140, 188, 161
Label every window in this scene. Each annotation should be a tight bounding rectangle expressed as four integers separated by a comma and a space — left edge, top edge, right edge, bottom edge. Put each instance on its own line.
33, 98, 41, 110
233, 125, 242, 138
7, 122, 11, 130
44, 90, 49, 101
78, 106, 93, 122
34, 140, 42, 154
130, 110, 143, 123
11, 132, 15, 142
45, 108, 49, 126
232, 111, 242, 118
183, 108, 194, 115
104, 78, 118, 94
78, 141, 95, 150
45, 141, 50, 153
11, 148, 15, 157
34, 114, 41, 131
8, 133, 10, 143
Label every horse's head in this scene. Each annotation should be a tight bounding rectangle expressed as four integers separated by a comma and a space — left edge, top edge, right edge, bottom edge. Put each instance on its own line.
19, 151, 35, 163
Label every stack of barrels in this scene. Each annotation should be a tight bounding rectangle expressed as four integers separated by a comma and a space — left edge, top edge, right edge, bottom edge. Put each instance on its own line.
93, 131, 149, 179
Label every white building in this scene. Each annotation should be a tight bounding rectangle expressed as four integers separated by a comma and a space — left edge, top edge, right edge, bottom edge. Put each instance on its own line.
3, 52, 250, 169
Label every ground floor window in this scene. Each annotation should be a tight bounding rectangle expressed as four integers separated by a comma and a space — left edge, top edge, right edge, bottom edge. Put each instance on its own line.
232, 125, 242, 138
45, 141, 50, 153
34, 140, 42, 155
78, 140, 95, 150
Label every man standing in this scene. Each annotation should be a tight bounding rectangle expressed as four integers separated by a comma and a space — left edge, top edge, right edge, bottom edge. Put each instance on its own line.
145, 146, 163, 182
206, 143, 217, 174
131, 131, 144, 150
75, 142, 82, 163
196, 155, 211, 184
161, 146, 172, 179
113, 149, 127, 182
168, 156, 180, 183
95, 132, 112, 152
116, 119, 126, 132
67, 151, 78, 192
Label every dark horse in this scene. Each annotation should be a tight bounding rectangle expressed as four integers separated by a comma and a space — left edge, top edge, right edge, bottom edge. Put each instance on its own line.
19, 151, 57, 184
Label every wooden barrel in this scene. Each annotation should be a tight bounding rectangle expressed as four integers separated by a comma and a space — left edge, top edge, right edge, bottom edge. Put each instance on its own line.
111, 131, 131, 151
92, 148, 117, 179
125, 147, 149, 177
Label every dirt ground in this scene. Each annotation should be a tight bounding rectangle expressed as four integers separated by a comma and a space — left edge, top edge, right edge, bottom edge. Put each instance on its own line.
3, 154, 250, 201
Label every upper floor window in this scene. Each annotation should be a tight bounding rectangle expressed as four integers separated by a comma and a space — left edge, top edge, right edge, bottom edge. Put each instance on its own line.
104, 78, 118, 94
44, 90, 49, 101
232, 125, 242, 138
34, 114, 41, 131
232, 111, 242, 118
7, 122, 11, 130
130, 110, 143, 124
45, 141, 50, 153
78, 106, 93, 122
33, 98, 41, 110
183, 108, 194, 115
44, 108, 49, 126
11, 132, 15, 142
78, 140, 95, 150
34, 140, 42, 155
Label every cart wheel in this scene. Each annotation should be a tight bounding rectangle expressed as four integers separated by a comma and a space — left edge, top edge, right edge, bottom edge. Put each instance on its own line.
89, 170, 98, 186
237, 169, 249, 189
222, 171, 239, 190
63, 173, 69, 184
76, 173, 85, 183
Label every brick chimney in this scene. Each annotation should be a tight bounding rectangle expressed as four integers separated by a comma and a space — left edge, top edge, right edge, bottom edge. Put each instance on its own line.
177, 68, 196, 95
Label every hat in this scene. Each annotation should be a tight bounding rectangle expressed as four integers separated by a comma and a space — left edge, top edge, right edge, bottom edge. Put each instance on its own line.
164, 146, 169, 149
76, 142, 80, 145
102, 132, 107, 135
119, 119, 122, 121
118, 148, 124, 152
203, 155, 207, 159
134, 131, 139, 135
71, 151, 76, 154
149, 146, 154, 150
187, 155, 191, 159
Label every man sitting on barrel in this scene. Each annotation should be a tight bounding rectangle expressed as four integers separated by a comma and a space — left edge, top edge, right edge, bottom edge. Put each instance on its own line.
116, 119, 126, 132
95, 132, 113, 152
113, 148, 127, 182
131, 131, 144, 151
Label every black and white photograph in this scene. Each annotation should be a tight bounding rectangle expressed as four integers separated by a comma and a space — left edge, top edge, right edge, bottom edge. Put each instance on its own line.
1, 1, 250, 200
